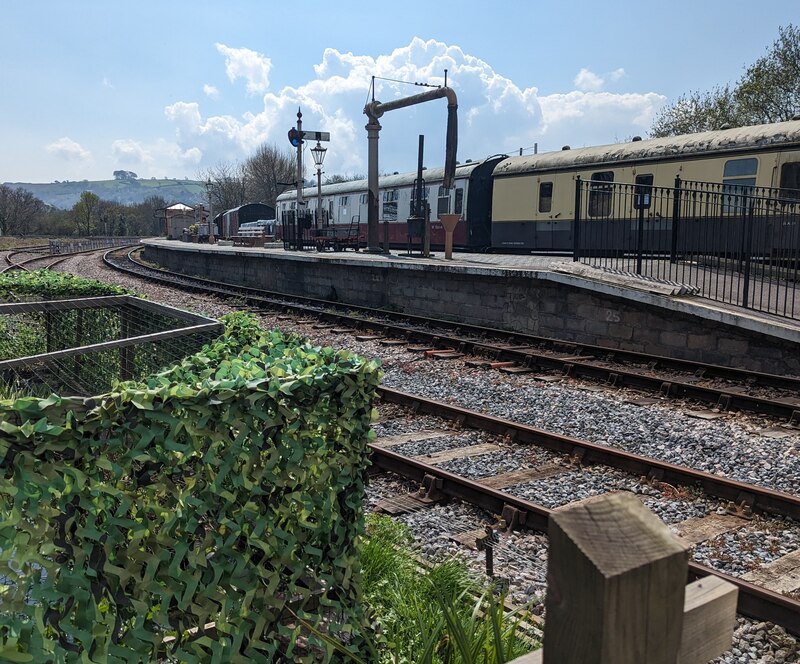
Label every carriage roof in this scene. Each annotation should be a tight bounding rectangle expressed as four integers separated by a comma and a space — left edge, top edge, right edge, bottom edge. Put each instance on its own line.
493, 119, 800, 177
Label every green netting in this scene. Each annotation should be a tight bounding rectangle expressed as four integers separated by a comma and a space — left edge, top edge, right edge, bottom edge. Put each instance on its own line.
0, 312, 382, 662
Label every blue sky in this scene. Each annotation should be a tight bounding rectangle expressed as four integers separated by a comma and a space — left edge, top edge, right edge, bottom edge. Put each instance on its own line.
2, 1, 796, 184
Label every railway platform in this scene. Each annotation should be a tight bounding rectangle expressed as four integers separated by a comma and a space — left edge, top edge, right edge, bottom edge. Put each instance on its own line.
140, 238, 800, 376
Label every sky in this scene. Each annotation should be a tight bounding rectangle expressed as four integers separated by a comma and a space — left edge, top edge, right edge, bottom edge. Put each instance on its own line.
2, 1, 797, 185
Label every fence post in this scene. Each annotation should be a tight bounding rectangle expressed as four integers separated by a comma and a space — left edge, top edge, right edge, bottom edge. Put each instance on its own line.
670, 175, 682, 263
741, 197, 755, 309
636, 202, 645, 275
510, 492, 738, 664
573, 176, 582, 262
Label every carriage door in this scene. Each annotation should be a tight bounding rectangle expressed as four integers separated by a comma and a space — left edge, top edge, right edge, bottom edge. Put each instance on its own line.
536, 181, 555, 250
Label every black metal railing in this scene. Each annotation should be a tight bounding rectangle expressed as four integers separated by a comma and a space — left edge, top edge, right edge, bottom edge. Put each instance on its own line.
573, 176, 800, 319
280, 210, 315, 250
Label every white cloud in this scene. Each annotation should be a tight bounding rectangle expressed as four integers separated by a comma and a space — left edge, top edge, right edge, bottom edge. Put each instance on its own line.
215, 43, 271, 94
102, 76, 114, 89
538, 91, 665, 146
203, 84, 219, 99
45, 137, 91, 161
609, 68, 625, 82
162, 37, 667, 178
111, 139, 149, 165
109, 137, 203, 176
574, 68, 604, 92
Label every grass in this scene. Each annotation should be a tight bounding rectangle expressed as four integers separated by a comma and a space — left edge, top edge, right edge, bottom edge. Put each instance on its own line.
0, 236, 50, 250
302, 514, 540, 663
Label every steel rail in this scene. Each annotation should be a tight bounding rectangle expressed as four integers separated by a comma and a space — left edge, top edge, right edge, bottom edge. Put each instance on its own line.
3, 244, 137, 274
105, 248, 800, 421
369, 442, 800, 635
375, 385, 800, 521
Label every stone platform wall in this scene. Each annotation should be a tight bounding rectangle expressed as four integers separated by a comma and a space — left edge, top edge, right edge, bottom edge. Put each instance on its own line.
143, 244, 800, 376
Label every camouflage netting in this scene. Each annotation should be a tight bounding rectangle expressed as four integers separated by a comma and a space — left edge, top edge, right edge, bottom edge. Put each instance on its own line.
0, 312, 382, 662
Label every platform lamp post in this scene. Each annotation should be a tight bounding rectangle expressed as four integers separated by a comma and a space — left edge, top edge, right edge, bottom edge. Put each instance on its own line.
310, 141, 327, 231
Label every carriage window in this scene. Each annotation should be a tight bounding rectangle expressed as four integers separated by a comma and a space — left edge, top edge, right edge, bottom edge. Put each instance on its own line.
538, 182, 553, 213
339, 196, 348, 206
634, 174, 653, 210
779, 162, 800, 201
723, 158, 758, 178
722, 159, 758, 214
588, 171, 614, 218
437, 186, 451, 215
359, 193, 368, 205
382, 190, 398, 221
454, 188, 464, 214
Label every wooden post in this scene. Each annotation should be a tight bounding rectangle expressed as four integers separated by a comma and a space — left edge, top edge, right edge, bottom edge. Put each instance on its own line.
509, 493, 738, 664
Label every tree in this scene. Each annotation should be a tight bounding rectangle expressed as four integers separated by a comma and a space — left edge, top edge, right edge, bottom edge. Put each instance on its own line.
242, 143, 296, 206
324, 173, 366, 185
735, 25, 800, 124
651, 24, 800, 137
650, 86, 745, 137
112, 170, 138, 180
198, 163, 248, 214
0, 185, 44, 235
72, 191, 100, 236
130, 195, 168, 236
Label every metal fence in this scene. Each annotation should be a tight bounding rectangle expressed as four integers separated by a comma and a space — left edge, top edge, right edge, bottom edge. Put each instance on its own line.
280, 210, 316, 250
0, 296, 222, 398
49, 237, 141, 254
573, 176, 800, 319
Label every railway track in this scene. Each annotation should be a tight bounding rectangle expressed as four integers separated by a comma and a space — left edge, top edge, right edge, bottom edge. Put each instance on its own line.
368, 392, 800, 637
3, 244, 137, 274
2, 245, 49, 271
104, 246, 800, 423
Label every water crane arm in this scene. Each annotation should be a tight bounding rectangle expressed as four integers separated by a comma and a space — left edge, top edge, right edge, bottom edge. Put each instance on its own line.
364, 86, 458, 188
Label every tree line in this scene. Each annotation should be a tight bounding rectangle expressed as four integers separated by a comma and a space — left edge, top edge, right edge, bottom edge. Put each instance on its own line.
0, 143, 300, 238
0, 186, 171, 237
0, 136, 363, 238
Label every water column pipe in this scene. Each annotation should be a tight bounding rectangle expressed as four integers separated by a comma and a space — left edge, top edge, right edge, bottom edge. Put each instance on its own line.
363, 83, 458, 253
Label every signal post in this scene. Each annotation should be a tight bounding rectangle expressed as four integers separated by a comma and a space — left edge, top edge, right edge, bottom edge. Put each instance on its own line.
287, 109, 330, 240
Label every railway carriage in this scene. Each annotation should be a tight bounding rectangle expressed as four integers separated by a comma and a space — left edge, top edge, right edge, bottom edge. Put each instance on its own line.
275, 156, 504, 251
490, 119, 800, 253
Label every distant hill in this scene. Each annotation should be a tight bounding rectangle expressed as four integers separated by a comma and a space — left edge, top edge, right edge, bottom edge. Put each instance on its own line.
4, 178, 207, 209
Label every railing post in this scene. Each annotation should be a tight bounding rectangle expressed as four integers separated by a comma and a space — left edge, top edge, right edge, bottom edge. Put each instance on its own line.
636, 203, 645, 275
510, 492, 738, 664
670, 175, 682, 263
741, 196, 755, 309
573, 176, 582, 262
